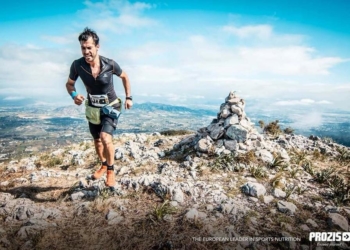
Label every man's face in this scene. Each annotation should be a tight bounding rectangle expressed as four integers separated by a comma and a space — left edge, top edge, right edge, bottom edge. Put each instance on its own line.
80, 37, 99, 63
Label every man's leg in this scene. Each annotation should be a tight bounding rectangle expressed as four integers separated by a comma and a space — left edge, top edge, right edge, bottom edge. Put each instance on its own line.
100, 132, 114, 166
100, 116, 117, 187
93, 138, 106, 162
100, 132, 116, 187
89, 123, 108, 179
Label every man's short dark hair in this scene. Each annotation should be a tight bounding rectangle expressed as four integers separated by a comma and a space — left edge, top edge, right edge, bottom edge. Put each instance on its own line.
78, 27, 99, 45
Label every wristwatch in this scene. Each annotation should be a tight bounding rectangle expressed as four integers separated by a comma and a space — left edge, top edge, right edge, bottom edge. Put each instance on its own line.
126, 96, 133, 101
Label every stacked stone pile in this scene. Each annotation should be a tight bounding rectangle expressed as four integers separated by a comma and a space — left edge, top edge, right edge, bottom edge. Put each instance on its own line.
175, 91, 289, 163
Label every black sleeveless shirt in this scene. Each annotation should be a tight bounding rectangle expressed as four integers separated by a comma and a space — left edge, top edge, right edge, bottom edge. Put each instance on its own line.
69, 56, 122, 108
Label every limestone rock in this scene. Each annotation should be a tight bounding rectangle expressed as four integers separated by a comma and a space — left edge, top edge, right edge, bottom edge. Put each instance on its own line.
241, 182, 266, 197
221, 108, 230, 118
224, 140, 237, 152
328, 213, 349, 231
172, 188, 184, 203
255, 149, 274, 163
195, 137, 213, 153
224, 115, 239, 127
185, 208, 199, 220
306, 219, 318, 228
226, 125, 248, 142
230, 105, 243, 115
106, 209, 124, 225
263, 195, 274, 204
277, 201, 297, 215
209, 124, 224, 140
273, 188, 287, 198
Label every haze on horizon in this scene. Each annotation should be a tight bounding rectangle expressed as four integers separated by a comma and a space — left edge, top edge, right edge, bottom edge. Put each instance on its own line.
0, 0, 349, 113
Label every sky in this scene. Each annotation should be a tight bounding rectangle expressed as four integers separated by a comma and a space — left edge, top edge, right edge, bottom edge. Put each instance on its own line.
0, 0, 349, 112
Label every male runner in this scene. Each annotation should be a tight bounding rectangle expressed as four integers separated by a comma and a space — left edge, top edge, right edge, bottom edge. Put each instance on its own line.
65, 27, 132, 187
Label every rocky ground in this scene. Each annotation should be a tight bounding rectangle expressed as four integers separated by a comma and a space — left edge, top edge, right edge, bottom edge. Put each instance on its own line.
0, 92, 349, 250
0, 130, 349, 250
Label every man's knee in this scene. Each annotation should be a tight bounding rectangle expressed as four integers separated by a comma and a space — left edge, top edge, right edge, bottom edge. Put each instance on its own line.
94, 138, 102, 144
100, 132, 113, 146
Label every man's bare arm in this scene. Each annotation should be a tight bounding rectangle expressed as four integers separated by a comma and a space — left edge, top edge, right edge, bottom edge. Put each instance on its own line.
66, 78, 76, 94
119, 71, 132, 109
66, 77, 85, 105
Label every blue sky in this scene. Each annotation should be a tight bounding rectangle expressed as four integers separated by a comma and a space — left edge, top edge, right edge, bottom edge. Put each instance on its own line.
0, 0, 349, 113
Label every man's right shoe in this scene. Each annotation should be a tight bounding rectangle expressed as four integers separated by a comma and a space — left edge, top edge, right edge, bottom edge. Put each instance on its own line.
106, 170, 116, 187
92, 164, 107, 180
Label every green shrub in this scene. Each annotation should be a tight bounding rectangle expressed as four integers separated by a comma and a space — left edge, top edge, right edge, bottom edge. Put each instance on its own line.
149, 200, 177, 223
336, 147, 350, 165
268, 155, 285, 169
314, 167, 335, 184
328, 174, 349, 205
290, 148, 309, 165
160, 130, 193, 136
283, 127, 294, 134
211, 153, 236, 171
249, 165, 267, 179
235, 150, 258, 165
258, 120, 265, 129
302, 161, 314, 175
264, 120, 282, 136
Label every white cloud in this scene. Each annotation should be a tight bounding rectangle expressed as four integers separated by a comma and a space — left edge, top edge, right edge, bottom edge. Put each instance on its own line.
275, 99, 311, 105
223, 24, 273, 39
79, 0, 157, 33
290, 112, 324, 129
3, 96, 26, 101
274, 99, 333, 106
119, 32, 347, 107
236, 46, 343, 75
0, 43, 73, 98
318, 100, 332, 104
222, 24, 305, 45
41, 34, 76, 45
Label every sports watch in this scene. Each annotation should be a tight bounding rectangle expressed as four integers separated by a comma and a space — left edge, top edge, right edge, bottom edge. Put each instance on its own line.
126, 96, 133, 101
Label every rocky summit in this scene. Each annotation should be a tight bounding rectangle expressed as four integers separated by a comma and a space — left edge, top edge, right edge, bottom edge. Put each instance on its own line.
0, 91, 349, 250
175, 90, 290, 164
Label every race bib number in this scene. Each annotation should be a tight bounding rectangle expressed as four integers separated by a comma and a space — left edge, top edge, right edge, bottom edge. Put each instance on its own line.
89, 94, 109, 107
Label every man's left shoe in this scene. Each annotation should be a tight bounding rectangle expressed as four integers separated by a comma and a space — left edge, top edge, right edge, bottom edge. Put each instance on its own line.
92, 164, 107, 180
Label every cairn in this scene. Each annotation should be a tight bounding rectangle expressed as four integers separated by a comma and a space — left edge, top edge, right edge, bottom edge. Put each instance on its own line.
175, 91, 289, 162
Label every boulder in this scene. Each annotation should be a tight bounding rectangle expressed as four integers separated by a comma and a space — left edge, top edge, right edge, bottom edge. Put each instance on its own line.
226, 125, 248, 142
231, 105, 243, 116
224, 140, 237, 152
241, 182, 266, 197
277, 201, 297, 215
328, 213, 349, 231
209, 124, 224, 140
195, 137, 213, 153
255, 149, 274, 163
224, 115, 239, 127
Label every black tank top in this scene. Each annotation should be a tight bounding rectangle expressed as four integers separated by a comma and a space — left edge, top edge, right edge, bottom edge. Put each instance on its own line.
69, 55, 122, 108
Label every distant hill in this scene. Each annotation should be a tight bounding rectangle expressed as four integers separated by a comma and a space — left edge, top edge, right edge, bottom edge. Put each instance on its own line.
132, 102, 216, 116
50, 102, 217, 117
53, 105, 85, 117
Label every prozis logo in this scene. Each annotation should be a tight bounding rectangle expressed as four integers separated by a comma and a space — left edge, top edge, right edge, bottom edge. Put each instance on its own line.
309, 232, 350, 242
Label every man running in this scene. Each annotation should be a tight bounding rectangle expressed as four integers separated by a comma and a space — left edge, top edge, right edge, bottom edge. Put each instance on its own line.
65, 27, 132, 187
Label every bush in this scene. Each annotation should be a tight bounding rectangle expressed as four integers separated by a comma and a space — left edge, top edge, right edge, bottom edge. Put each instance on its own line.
235, 150, 258, 165
263, 120, 282, 136
211, 153, 236, 171
258, 120, 265, 129
160, 130, 193, 136
47, 157, 63, 167
283, 127, 294, 134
